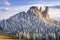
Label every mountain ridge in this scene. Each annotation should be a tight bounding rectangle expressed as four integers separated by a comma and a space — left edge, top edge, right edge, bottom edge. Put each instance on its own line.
0, 6, 60, 34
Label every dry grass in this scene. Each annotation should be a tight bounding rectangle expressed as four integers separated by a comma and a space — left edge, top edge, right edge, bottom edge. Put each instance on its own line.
0, 32, 19, 39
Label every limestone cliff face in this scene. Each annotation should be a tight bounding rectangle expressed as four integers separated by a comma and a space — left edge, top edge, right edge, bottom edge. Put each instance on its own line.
28, 6, 42, 17
28, 6, 50, 21
28, 6, 59, 25
39, 7, 42, 13
42, 6, 49, 20
28, 6, 49, 20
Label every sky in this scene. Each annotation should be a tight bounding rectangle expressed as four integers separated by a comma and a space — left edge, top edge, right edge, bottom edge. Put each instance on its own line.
0, 0, 60, 20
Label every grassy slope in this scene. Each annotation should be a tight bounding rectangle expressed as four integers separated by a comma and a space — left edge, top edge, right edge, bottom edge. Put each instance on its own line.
0, 30, 18, 39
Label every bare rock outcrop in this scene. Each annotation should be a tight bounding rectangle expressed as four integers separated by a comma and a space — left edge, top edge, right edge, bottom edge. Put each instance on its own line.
28, 6, 42, 17
42, 6, 49, 20
39, 7, 42, 12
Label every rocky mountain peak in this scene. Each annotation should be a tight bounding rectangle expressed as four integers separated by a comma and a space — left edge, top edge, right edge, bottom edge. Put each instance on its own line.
28, 6, 50, 19
27, 6, 42, 17
42, 6, 49, 20
28, 6, 58, 24
39, 7, 42, 12
30, 6, 38, 10
27, 6, 39, 13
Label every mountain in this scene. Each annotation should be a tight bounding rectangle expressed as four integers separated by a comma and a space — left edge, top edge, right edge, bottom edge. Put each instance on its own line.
0, 6, 60, 35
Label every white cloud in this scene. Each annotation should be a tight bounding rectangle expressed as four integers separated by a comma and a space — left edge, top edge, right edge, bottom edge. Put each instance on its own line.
0, 7, 10, 12
49, 8, 60, 18
4, 1, 10, 5
0, 0, 10, 5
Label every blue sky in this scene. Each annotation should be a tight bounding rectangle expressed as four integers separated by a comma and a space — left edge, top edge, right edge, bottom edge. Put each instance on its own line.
0, 0, 60, 20
0, 0, 60, 7
7, 0, 59, 6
